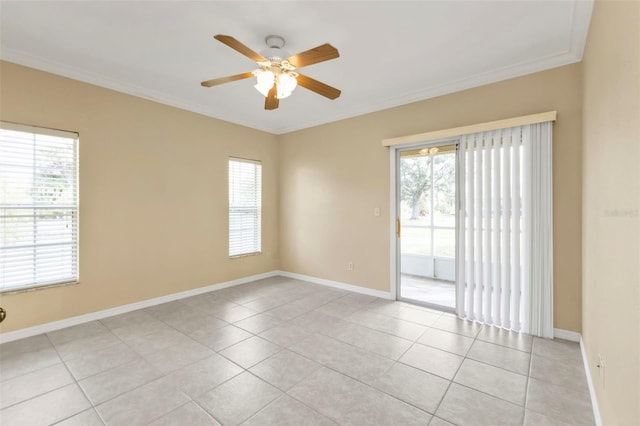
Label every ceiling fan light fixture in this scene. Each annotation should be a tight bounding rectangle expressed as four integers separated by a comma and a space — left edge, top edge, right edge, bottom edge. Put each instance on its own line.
277, 88, 292, 100
276, 72, 298, 99
254, 68, 298, 100
254, 69, 275, 97
202, 34, 341, 110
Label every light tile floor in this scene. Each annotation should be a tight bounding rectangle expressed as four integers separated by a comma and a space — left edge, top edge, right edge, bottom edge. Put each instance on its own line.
0, 276, 595, 426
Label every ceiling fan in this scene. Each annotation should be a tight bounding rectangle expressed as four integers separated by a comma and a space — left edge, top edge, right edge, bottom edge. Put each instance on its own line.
201, 34, 341, 110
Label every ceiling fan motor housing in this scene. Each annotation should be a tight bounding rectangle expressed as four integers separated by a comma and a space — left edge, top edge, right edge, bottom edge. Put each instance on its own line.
262, 35, 290, 63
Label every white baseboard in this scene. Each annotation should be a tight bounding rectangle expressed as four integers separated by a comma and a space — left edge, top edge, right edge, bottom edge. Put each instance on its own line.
0, 270, 392, 344
549, 329, 601, 425
580, 337, 603, 426
0, 270, 280, 344
276, 270, 393, 300
553, 327, 581, 342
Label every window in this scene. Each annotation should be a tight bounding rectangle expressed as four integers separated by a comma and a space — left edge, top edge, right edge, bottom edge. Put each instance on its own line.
400, 147, 456, 258
228, 158, 261, 257
0, 122, 79, 292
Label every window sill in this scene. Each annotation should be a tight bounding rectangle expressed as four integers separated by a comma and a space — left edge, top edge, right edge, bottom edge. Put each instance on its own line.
229, 251, 262, 259
0, 280, 80, 295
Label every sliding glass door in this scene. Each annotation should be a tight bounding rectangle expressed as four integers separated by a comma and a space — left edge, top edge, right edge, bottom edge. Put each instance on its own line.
397, 143, 457, 311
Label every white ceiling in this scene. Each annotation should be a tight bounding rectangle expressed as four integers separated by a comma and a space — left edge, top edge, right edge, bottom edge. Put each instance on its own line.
0, 1, 593, 135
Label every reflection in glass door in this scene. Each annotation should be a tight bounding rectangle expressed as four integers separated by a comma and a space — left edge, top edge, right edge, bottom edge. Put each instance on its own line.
398, 143, 456, 310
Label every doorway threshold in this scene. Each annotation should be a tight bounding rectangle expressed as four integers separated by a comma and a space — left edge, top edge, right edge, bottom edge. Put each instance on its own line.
399, 274, 456, 312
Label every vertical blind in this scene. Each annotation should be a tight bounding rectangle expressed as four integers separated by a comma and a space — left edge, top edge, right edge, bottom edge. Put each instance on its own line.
0, 122, 79, 292
457, 122, 553, 337
229, 158, 262, 257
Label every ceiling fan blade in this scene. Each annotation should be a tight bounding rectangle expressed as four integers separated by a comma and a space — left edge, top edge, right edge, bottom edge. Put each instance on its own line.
287, 43, 339, 69
296, 74, 341, 100
265, 85, 279, 110
201, 71, 255, 87
214, 34, 266, 63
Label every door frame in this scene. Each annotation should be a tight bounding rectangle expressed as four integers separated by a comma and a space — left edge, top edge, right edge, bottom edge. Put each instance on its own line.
389, 138, 460, 313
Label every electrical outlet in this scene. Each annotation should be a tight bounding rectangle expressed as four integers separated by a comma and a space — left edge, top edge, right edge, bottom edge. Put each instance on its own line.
348, 261, 354, 271
374, 207, 380, 217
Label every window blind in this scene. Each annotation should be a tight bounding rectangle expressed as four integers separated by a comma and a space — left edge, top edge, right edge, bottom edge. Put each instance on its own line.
228, 158, 261, 257
0, 122, 79, 292
456, 122, 554, 337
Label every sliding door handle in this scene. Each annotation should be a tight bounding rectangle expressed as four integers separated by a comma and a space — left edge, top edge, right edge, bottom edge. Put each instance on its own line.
397, 217, 401, 238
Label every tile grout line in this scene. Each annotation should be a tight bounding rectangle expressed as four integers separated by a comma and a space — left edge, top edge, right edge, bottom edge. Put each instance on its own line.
1, 283, 347, 419
47, 308, 246, 414
430, 324, 545, 424
262, 305, 534, 412
228, 339, 350, 426
0, 330, 124, 415
74, 317, 528, 424
45, 332, 106, 425
83, 318, 256, 424
398, 331, 532, 380
279, 358, 429, 425
428, 325, 481, 423
522, 337, 536, 423
284, 334, 438, 419
346, 300, 534, 356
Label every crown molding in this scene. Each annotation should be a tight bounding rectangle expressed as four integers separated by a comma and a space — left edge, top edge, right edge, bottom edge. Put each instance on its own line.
0, 47, 272, 134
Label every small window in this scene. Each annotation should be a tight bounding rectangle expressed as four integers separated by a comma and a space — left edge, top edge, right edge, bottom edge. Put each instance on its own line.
228, 158, 262, 257
0, 122, 79, 292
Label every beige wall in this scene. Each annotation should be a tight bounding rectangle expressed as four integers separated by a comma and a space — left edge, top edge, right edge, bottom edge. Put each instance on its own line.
581, 1, 640, 424
0, 53, 585, 335
280, 64, 584, 332
0, 62, 280, 333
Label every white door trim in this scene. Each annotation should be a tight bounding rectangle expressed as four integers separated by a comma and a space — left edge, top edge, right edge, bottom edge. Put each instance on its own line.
389, 145, 399, 300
